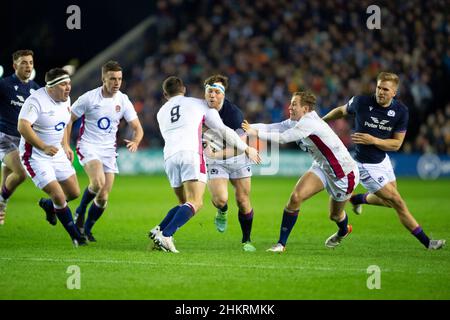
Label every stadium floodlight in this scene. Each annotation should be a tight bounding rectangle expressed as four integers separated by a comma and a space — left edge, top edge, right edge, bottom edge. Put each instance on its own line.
30, 68, 36, 81
0, 65, 4, 78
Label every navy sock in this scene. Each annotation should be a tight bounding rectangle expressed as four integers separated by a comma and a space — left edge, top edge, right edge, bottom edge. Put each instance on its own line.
162, 203, 195, 237
412, 226, 430, 248
1, 185, 12, 201
350, 193, 369, 205
84, 202, 105, 235
336, 213, 349, 237
278, 208, 299, 246
76, 187, 97, 217
159, 205, 181, 230
218, 203, 228, 214
43, 198, 54, 212
238, 210, 254, 243
54, 206, 81, 240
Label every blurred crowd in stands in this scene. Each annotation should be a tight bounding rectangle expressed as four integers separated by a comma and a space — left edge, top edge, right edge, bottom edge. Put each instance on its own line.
119, 1, 448, 154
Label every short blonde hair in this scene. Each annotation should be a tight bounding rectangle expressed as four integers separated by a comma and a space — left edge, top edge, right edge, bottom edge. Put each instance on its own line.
293, 91, 317, 111
377, 72, 399, 88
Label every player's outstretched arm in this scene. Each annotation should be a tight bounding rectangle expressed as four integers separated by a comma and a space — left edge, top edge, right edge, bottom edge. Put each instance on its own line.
18, 119, 58, 156
322, 105, 348, 122
124, 118, 144, 153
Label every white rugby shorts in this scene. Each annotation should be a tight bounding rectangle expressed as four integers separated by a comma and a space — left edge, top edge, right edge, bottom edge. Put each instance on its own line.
357, 154, 396, 193
76, 143, 118, 174
206, 154, 252, 180
309, 163, 359, 202
20, 149, 76, 190
164, 151, 207, 188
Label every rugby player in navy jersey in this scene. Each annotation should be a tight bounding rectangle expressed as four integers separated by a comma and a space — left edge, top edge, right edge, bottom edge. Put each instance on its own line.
323, 72, 445, 250
202, 75, 256, 252
0, 50, 40, 224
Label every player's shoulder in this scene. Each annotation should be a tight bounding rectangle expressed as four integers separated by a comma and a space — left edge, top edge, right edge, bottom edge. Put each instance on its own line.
29, 80, 40, 90
77, 86, 101, 101
23, 87, 45, 107
223, 99, 242, 112
352, 95, 373, 105
392, 98, 409, 113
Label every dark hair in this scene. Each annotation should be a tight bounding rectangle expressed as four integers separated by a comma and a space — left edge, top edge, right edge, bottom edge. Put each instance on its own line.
163, 76, 184, 97
102, 60, 122, 75
45, 68, 69, 83
12, 50, 34, 62
293, 91, 317, 111
203, 74, 229, 90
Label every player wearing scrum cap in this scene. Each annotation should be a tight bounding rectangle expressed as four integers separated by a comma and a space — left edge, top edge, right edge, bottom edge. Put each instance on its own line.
203, 75, 257, 252
0, 50, 40, 225
18, 68, 86, 246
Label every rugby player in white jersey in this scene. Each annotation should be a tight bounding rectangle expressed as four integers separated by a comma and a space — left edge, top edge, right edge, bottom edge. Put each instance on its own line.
149, 76, 261, 253
18, 68, 86, 246
243, 91, 359, 252
55, 61, 143, 242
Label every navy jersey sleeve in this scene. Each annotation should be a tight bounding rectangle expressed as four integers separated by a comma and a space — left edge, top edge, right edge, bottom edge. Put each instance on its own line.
222, 100, 245, 131
346, 96, 361, 115
394, 105, 409, 133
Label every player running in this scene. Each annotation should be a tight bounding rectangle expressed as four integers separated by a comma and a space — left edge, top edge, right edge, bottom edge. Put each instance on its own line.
43, 61, 143, 242
322, 72, 445, 250
243, 91, 359, 252
203, 74, 256, 252
0, 50, 40, 224
18, 68, 85, 246
149, 76, 260, 253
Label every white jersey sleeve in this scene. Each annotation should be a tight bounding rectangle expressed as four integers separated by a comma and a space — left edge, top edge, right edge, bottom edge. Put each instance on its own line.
123, 94, 138, 122
258, 117, 314, 144
71, 93, 88, 119
251, 119, 294, 132
18, 97, 40, 124
204, 107, 248, 152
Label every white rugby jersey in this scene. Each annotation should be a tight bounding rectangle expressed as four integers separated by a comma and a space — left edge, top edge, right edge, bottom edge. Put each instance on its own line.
19, 87, 71, 159
255, 111, 356, 179
157, 95, 247, 160
71, 87, 138, 148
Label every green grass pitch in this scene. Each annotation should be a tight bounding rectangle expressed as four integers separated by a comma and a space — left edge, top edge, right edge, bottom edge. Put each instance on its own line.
0, 175, 449, 299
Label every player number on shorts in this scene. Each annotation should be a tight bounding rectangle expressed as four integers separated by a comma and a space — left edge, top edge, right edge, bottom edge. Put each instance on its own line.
171, 105, 181, 123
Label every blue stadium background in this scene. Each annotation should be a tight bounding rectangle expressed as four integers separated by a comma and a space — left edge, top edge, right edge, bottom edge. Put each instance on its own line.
1, 0, 449, 178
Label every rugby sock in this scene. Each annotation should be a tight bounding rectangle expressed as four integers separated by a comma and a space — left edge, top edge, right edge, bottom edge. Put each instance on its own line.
1, 185, 12, 201
350, 193, 369, 205
278, 208, 299, 246
42, 198, 54, 212
336, 213, 349, 237
159, 205, 181, 230
162, 203, 195, 237
84, 201, 106, 235
76, 187, 97, 217
218, 203, 228, 214
412, 226, 430, 248
238, 209, 254, 243
54, 204, 81, 240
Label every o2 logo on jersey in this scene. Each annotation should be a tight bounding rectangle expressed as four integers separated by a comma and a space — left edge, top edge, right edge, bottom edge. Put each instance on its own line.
55, 122, 66, 131
97, 117, 111, 130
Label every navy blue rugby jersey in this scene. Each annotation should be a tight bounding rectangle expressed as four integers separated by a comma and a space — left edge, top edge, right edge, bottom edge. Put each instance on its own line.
346, 95, 408, 164
218, 99, 245, 132
0, 74, 40, 136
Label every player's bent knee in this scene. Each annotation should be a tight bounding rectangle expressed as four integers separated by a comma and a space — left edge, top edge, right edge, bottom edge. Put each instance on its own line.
212, 196, 227, 209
